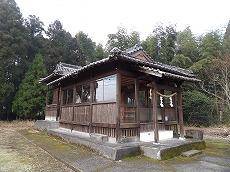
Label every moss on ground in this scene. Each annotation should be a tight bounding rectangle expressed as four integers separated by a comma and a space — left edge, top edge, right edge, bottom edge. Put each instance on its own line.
160, 141, 206, 160
22, 129, 93, 153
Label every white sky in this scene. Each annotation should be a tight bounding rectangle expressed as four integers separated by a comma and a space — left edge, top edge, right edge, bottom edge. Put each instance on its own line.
16, 0, 230, 46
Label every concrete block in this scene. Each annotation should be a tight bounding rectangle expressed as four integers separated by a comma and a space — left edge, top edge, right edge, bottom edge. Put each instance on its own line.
140, 146, 161, 160
114, 146, 140, 160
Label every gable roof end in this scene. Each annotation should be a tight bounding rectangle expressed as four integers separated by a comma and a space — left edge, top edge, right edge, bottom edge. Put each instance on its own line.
39, 62, 81, 84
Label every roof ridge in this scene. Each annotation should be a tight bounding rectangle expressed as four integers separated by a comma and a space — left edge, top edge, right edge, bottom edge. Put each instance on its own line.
58, 62, 82, 69
125, 44, 143, 54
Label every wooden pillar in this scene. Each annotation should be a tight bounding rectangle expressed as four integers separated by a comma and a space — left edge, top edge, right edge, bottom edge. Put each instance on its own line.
152, 82, 159, 143
135, 79, 140, 141
56, 87, 61, 121
116, 72, 121, 142
46, 86, 49, 106
178, 88, 184, 138
89, 81, 94, 134
71, 86, 76, 132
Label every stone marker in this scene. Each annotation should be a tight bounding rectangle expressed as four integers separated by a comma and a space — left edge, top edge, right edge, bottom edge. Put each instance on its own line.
185, 129, 203, 140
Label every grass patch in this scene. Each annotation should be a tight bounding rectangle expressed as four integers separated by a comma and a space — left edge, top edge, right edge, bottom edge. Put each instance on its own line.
203, 139, 230, 157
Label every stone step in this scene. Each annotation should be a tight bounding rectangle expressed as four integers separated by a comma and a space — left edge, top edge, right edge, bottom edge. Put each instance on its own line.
181, 150, 202, 157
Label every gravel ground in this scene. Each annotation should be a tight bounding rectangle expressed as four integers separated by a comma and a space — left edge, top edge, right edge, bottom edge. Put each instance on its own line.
0, 121, 74, 172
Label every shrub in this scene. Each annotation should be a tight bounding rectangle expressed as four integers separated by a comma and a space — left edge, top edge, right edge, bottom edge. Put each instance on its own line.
183, 90, 214, 126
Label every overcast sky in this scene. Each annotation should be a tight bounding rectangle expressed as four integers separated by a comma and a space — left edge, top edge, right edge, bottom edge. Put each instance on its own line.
16, 0, 230, 46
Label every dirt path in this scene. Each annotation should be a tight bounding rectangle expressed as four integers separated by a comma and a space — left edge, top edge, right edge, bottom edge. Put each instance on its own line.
0, 124, 74, 172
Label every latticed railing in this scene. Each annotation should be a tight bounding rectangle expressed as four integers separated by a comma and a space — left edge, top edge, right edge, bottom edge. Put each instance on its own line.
120, 105, 136, 123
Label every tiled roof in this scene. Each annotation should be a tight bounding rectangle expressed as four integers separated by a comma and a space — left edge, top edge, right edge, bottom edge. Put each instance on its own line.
138, 66, 200, 82
47, 57, 111, 85
45, 52, 199, 86
53, 62, 81, 75
117, 53, 195, 77
42, 46, 200, 85
40, 62, 81, 83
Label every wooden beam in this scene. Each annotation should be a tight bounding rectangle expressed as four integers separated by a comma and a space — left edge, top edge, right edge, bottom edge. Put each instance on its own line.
157, 84, 181, 92
152, 82, 159, 143
120, 123, 139, 128
116, 72, 121, 142
135, 79, 140, 141
92, 123, 116, 128
178, 88, 185, 138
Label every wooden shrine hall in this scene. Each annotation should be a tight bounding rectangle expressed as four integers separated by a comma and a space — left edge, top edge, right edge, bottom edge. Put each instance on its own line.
40, 44, 200, 143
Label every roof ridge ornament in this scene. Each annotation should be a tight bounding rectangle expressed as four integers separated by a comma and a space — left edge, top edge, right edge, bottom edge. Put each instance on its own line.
110, 47, 122, 55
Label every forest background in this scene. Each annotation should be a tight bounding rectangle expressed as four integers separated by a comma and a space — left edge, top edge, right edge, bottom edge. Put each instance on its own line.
1, 0, 230, 126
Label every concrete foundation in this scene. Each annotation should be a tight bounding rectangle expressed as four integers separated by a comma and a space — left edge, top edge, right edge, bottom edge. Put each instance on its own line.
90, 133, 109, 142
140, 130, 173, 142
34, 121, 205, 161
46, 128, 205, 161
34, 120, 59, 131
48, 128, 140, 160
45, 116, 56, 121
